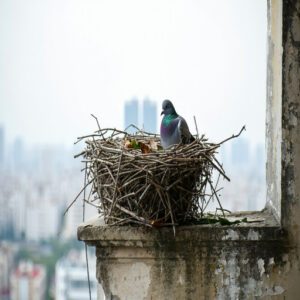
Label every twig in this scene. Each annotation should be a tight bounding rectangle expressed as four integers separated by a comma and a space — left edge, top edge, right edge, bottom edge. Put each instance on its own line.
193, 116, 199, 139
208, 179, 225, 217
166, 193, 176, 236
91, 114, 106, 141
81, 163, 92, 300
107, 151, 123, 218
217, 125, 246, 146
104, 197, 151, 226
64, 179, 94, 216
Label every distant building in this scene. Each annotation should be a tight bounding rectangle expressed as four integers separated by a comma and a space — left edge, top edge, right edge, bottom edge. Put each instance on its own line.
55, 250, 102, 300
62, 198, 95, 239
231, 138, 250, 167
254, 143, 265, 175
124, 98, 158, 134
10, 261, 46, 300
142, 98, 157, 133
12, 137, 24, 170
0, 242, 16, 300
124, 98, 139, 133
11, 192, 27, 240
0, 126, 4, 167
25, 202, 60, 241
0, 195, 14, 240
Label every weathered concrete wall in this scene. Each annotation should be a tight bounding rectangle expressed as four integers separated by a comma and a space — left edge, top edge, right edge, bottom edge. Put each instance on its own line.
266, 0, 282, 221
78, 0, 300, 299
79, 214, 291, 299
281, 0, 300, 233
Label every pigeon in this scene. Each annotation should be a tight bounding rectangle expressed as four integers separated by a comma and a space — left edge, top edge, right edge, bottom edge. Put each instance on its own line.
160, 99, 195, 149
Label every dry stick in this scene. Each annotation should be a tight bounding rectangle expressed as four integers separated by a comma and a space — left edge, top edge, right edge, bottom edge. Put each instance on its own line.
202, 173, 221, 214
82, 158, 114, 165
124, 124, 158, 136
193, 116, 200, 139
121, 174, 148, 189
103, 197, 151, 226
139, 184, 151, 202
135, 184, 148, 200
108, 216, 150, 227
93, 170, 108, 217
196, 177, 209, 218
82, 163, 88, 222
166, 171, 196, 191
216, 207, 231, 214
217, 125, 246, 146
203, 154, 230, 182
154, 184, 168, 210
75, 127, 126, 146
166, 193, 176, 236
75, 134, 104, 144
208, 179, 225, 218
74, 150, 86, 159
84, 199, 100, 209
64, 179, 94, 216
91, 114, 106, 141
100, 127, 129, 135
104, 165, 117, 186
115, 192, 136, 202
211, 155, 226, 175
107, 151, 123, 218
81, 163, 92, 300
86, 179, 94, 205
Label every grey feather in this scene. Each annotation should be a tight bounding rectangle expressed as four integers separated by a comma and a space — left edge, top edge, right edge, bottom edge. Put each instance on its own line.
160, 100, 195, 149
178, 118, 193, 144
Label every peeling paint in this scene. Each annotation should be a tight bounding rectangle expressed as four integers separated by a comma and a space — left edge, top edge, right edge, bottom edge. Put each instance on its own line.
247, 229, 261, 240
290, 112, 298, 127
257, 258, 265, 277
177, 275, 184, 285
216, 252, 242, 299
222, 229, 239, 241
266, 285, 285, 296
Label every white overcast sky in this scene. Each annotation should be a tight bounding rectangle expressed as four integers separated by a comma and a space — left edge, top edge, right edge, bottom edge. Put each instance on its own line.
0, 0, 267, 147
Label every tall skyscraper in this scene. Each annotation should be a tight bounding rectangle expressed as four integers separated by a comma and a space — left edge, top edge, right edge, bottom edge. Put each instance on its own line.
142, 98, 157, 133
124, 98, 158, 134
124, 98, 139, 133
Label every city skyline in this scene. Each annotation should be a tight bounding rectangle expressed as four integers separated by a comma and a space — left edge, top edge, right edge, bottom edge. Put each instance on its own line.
124, 98, 157, 133
0, 0, 267, 147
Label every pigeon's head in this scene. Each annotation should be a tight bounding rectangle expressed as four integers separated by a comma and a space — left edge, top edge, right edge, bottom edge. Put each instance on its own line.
161, 99, 176, 116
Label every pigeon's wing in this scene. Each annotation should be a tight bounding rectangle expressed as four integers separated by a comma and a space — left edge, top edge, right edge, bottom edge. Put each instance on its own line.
178, 117, 192, 144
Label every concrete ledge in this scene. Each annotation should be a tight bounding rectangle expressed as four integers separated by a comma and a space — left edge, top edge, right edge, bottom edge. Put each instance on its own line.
78, 210, 283, 247
77, 212, 292, 299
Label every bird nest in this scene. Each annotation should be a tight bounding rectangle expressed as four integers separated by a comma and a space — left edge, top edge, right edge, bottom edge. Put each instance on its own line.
68, 123, 245, 228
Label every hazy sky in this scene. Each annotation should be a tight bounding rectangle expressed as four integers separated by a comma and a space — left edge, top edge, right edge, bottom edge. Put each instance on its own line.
0, 0, 267, 147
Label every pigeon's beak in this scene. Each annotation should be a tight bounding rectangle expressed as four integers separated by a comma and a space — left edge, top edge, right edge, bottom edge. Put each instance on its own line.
161, 110, 164, 116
